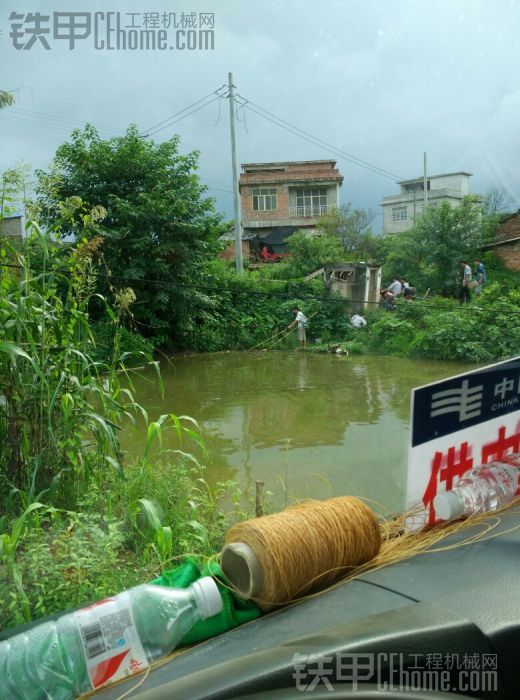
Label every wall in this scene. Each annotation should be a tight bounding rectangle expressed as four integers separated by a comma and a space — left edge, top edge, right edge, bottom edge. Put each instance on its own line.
287, 185, 337, 208
0, 217, 23, 241
430, 174, 470, 194
382, 195, 464, 234
494, 243, 520, 271
497, 214, 520, 241
219, 239, 250, 262
241, 183, 338, 224
491, 214, 520, 271
241, 184, 290, 223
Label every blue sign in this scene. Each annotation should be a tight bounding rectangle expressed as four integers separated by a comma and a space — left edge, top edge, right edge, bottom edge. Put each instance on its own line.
412, 356, 520, 447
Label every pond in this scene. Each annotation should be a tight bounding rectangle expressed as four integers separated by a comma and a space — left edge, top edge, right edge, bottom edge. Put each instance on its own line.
119, 352, 474, 514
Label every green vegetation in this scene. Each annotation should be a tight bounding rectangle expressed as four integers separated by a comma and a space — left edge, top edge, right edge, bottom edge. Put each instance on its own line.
383, 197, 499, 295
0, 225, 251, 631
36, 126, 225, 347
1, 128, 517, 633
0, 90, 14, 110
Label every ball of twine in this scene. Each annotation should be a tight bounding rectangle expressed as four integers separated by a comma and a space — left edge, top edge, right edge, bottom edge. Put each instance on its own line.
224, 496, 381, 610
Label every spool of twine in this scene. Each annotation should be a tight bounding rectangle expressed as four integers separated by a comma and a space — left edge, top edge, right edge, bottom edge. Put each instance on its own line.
221, 496, 381, 610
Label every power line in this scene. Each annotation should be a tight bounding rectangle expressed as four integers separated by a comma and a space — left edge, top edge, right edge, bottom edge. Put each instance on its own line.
235, 93, 403, 181
0, 113, 119, 139
142, 95, 224, 139
0, 261, 508, 314
7, 107, 121, 133
142, 86, 227, 137
0, 114, 73, 134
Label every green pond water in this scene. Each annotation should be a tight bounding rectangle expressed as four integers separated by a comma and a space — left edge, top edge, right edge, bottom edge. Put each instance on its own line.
120, 352, 474, 513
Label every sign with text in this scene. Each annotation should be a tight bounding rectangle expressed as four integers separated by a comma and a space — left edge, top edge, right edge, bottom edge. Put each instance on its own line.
407, 356, 520, 526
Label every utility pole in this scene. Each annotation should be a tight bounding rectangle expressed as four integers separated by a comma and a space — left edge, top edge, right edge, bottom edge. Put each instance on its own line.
423, 151, 428, 211
228, 72, 243, 273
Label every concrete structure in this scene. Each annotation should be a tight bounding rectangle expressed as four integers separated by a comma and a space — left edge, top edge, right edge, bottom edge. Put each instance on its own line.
238, 160, 344, 254
381, 172, 473, 234
0, 215, 23, 242
324, 263, 381, 313
305, 263, 382, 313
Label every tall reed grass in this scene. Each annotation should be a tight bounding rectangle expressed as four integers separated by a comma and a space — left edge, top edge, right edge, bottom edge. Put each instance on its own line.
0, 222, 145, 509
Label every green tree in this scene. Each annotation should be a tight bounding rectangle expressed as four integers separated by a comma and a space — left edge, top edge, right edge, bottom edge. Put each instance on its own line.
0, 90, 14, 110
385, 197, 498, 295
36, 125, 223, 345
0, 162, 32, 219
483, 186, 514, 214
285, 229, 344, 277
317, 203, 384, 262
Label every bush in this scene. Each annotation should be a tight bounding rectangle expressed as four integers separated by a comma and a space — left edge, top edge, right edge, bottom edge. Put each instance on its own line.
0, 509, 135, 630
357, 291, 520, 363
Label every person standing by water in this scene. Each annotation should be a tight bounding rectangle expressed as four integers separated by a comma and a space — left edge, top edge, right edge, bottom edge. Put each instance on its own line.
459, 260, 472, 304
288, 306, 307, 349
473, 258, 487, 296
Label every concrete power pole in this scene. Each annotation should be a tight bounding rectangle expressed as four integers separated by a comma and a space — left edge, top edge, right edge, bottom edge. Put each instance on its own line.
423, 151, 428, 211
228, 72, 243, 273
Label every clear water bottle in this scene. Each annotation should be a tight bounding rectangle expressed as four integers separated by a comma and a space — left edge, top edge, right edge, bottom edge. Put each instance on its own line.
0, 576, 222, 700
434, 455, 520, 521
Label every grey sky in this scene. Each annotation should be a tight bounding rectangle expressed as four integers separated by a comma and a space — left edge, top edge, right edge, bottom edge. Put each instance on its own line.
1, 0, 520, 230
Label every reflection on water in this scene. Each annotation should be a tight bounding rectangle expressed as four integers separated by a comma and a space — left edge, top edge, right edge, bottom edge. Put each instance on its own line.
120, 352, 474, 513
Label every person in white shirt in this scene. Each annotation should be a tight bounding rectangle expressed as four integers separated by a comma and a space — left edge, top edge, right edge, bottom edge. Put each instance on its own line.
380, 277, 402, 310
386, 277, 403, 297
287, 306, 307, 348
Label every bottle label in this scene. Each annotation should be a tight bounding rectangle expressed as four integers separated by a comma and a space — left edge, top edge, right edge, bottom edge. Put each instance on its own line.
74, 592, 149, 689
487, 461, 520, 495
498, 455, 520, 493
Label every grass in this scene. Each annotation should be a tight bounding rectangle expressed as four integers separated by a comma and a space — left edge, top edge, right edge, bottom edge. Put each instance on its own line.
0, 223, 252, 632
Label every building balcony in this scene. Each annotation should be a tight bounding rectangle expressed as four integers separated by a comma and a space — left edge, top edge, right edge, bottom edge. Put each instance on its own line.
288, 204, 330, 218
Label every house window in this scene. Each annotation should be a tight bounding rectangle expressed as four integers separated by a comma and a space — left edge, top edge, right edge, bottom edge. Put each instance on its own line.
392, 206, 408, 222
296, 188, 327, 208
253, 188, 277, 211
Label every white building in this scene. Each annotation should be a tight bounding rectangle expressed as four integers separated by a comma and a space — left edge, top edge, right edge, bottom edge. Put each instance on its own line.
380, 172, 473, 234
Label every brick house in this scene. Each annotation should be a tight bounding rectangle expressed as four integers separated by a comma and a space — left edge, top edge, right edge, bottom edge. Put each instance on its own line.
483, 210, 520, 271
239, 160, 344, 256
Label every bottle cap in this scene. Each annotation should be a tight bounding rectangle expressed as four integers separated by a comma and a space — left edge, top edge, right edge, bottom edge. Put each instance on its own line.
191, 577, 223, 619
220, 542, 263, 599
434, 490, 464, 521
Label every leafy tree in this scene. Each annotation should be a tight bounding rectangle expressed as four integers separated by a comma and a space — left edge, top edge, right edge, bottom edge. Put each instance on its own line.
285, 229, 344, 277
317, 203, 383, 262
483, 186, 514, 214
36, 125, 223, 345
0, 90, 14, 110
384, 197, 498, 295
0, 162, 32, 219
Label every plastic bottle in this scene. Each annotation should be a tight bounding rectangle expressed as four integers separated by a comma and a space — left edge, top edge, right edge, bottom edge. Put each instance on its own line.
0, 576, 222, 700
434, 454, 520, 521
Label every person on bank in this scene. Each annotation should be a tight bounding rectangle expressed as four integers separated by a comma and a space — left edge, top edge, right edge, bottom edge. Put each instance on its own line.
380, 276, 402, 310
473, 258, 487, 297
459, 260, 472, 304
386, 277, 403, 298
288, 306, 308, 349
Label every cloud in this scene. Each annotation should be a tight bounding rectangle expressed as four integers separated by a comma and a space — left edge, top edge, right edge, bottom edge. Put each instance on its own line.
1, 0, 520, 227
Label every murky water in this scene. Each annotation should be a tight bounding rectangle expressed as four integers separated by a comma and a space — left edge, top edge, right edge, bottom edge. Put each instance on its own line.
120, 352, 474, 513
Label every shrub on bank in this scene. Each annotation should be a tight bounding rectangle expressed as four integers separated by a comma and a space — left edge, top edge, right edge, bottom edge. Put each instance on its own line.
359, 289, 520, 363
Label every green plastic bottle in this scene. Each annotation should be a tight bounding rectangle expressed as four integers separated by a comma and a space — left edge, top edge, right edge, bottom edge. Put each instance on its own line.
0, 577, 222, 699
